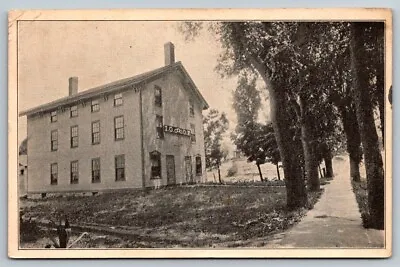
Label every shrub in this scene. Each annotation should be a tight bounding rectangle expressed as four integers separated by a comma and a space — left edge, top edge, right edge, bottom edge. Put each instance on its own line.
226, 164, 238, 177
20, 214, 42, 243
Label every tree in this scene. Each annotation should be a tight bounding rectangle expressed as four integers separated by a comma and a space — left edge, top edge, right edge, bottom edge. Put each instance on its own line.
263, 123, 282, 180
306, 22, 362, 181
232, 73, 266, 181
350, 22, 384, 230
284, 22, 343, 189
361, 23, 385, 147
203, 109, 229, 184
231, 74, 282, 182
180, 21, 308, 209
232, 73, 261, 126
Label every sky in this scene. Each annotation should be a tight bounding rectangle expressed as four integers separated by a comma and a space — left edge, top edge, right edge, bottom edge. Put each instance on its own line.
17, 21, 270, 148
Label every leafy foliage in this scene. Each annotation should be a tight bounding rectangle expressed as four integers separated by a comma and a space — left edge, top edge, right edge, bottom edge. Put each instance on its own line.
180, 21, 384, 210
203, 109, 229, 170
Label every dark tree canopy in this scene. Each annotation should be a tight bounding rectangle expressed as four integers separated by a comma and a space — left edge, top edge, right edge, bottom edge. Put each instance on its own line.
180, 21, 385, 216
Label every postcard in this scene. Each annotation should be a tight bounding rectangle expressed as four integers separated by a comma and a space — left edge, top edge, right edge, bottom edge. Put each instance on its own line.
8, 8, 392, 258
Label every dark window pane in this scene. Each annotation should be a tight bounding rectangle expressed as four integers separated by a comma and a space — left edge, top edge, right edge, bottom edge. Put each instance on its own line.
50, 163, 58, 185
91, 100, 100, 112
196, 156, 202, 175
156, 127, 164, 139
91, 158, 101, 182
70, 161, 79, 184
92, 132, 100, 144
51, 130, 58, 151
71, 126, 78, 148
51, 111, 57, 122
156, 116, 164, 139
115, 155, 125, 168
115, 117, 124, 128
70, 106, 78, 117
150, 151, 161, 179
189, 100, 194, 117
114, 116, 124, 140
116, 169, 125, 181
92, 121, 100, 144
190, 124, 196, 143
155, 86, 162, 106
114, 93, 123, 106
115, 128, 124, 139
115, 155, 125, 181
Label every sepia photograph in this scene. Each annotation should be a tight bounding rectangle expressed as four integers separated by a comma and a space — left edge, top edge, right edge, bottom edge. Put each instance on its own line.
8, 9, 392, 258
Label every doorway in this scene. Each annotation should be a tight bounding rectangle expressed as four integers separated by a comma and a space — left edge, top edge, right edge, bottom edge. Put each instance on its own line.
166, 155, 176, 185
184, 156, 193, 183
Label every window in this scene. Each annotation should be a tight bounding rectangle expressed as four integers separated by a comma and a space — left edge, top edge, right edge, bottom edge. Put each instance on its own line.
51, 130, 58, 151
50, 111, 57, 122
114, 116, 124, 140
156, 115, 164, 139
154, 85, 162, 106
189, 100, 194, 117
92, 158, 101, 183
190, 123, 196, 143
115, 155, 125, 181
50, 163, 58, 185
91, 100, 100, 112
70, 161, 79, 184
92, 121, 100, 144
114, 93, 123, 106
70, 125, 78, 148
70, 105, 78, 117
196, 156, 202, 176
150, 151, 161, 179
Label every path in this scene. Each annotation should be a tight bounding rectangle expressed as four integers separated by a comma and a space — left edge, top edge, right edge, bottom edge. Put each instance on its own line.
268, 156, 385, 248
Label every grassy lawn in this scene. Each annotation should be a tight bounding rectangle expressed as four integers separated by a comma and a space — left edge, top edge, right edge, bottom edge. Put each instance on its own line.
20, 185, 323, 248
207, 158, 284, 183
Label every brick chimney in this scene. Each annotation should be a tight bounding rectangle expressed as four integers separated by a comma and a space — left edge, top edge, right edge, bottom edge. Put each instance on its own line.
69, 77, 78, 96
164, 42, 175, 66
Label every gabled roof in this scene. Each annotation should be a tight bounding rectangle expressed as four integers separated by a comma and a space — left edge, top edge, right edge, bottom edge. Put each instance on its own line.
19, 61, 209, 117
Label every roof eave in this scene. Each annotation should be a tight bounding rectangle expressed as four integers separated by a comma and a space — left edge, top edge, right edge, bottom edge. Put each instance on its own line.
19, 61, 210, 116
19, 62, 183, 117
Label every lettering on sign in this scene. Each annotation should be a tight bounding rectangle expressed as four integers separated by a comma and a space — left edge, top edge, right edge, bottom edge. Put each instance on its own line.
164, 125, 191, 137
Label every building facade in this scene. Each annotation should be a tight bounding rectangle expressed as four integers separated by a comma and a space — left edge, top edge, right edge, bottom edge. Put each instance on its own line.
19, 42, 209, 194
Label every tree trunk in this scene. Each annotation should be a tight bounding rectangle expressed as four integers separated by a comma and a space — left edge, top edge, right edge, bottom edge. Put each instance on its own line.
350, 157, 361, 182
350, 22, 385, 230
276, 164, 281, 180
217, 165, 222, 184
376, 68, 385, 148
256, 163, 264, 182
318, 165, 323, 179
340, 104, 363, 181
299, 96, 320, 191
323, 148, 334, 178
266, 80, 307, 209
375, 23, 385, 148
242, 41, 307, 209
301, 124, 320, 191
378, 100, 384, 148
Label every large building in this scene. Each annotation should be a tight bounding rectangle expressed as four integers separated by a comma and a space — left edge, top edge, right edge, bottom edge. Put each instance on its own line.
19, 42, 209, 194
